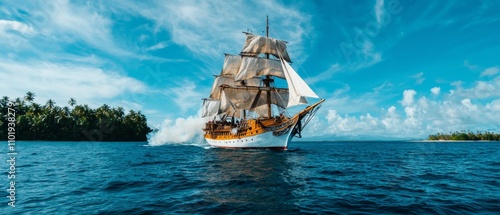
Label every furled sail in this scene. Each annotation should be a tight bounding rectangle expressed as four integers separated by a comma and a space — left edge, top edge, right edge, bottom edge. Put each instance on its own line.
241, 33, 292, 62
234, 57, 286, 81
281, 60, 319, 107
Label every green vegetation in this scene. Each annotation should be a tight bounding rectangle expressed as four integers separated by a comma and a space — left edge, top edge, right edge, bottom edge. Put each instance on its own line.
428, 130, 500, 141
1, 92, 152, 141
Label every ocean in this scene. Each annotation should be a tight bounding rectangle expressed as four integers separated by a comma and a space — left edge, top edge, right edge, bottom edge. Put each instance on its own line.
2, 141, 500, 214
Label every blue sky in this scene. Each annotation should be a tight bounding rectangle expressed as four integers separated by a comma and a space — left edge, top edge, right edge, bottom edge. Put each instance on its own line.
1, 0, 500, 140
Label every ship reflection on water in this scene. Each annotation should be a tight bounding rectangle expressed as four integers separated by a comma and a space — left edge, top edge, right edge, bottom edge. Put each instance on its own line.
196, 148, 308, 213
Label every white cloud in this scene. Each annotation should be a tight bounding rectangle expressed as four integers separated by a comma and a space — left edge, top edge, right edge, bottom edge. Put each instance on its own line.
431, 87, 440, 96
0, 20, 36, 50
480, 66, 499, 77
0, 20, 35, 34
401, 89, 416, 106
146, 41, 169, 51
456, 77, 500, 99
112, 0, 312, 63
0, 59, 147, 107
381, 106, 401, 131
308, 63, 343, 84
361, 40, 382, 65
486, 99, 500, 111
461, 98, 477, 111
163, 80, 205, 114
325, 110, 382, 135
303, 85, 500, 140
1, 1, 136, 58
45, 1, 134, 57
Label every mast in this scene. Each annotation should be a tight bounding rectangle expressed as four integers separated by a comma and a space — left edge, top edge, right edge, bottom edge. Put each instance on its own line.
265, 15, 272, 118
266, 15, 269, 59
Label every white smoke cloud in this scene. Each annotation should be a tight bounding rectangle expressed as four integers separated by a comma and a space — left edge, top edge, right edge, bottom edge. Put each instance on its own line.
147, 116, 207, 146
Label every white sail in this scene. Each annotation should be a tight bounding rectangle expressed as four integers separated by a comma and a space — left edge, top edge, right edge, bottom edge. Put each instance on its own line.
281, 60, 319, 107
201, 99, 220, 118
221, 54, 241, 77
241, 33, 292, 62
234, 56, 286, 81
209, 76, 233, 99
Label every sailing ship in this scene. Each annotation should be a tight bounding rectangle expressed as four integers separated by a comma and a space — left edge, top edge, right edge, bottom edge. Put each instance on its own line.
201, 17, 324, 150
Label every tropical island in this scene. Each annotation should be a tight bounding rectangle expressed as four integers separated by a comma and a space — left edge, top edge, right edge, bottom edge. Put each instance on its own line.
0, 92, 152, 141
428, 130, 500, 141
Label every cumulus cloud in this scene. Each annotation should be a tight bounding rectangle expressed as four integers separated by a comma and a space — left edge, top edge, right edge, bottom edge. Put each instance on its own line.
456, 77, 500, 99
303, 83, 500, 140
486, 99, 500, 111
401, 89, 416, 106
431, 87, 440, 96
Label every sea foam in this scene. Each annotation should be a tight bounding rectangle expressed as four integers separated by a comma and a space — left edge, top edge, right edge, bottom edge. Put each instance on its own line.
147, 116, 207, 147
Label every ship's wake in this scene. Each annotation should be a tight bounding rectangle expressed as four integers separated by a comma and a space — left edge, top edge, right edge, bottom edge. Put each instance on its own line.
147, 116, 208, 147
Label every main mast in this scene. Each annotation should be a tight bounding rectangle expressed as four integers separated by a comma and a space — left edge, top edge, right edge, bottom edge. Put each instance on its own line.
264, 15, 272, 118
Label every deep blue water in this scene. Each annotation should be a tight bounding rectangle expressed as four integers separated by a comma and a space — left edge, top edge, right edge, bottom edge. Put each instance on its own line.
2, 141, 500, 214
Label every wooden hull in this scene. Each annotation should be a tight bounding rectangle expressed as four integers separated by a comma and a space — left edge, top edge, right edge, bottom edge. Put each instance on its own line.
203, 99, 325, 150
205, 120, 297, 150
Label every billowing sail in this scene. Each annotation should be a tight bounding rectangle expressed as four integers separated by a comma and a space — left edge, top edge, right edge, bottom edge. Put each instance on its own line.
281, 60, 319, 107
210, 76, 261, 99
201, 99, 220, 118
241, 33, 292, 62
234, 57, 286, 81
221, 54, 241, 77
209, 76, 234, 99
219, 90, 242, 118
222, 87, 288, 110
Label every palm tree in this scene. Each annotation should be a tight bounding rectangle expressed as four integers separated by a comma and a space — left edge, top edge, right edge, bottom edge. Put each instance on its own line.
24, 91, 35, 103
63, 106, 70, 116
30, 103, 42, 114
2, 92, 152, 141
68, 98, 76, 107
114, 107, 125, 119
0, 96, 9, 107
45, 99, 55, 109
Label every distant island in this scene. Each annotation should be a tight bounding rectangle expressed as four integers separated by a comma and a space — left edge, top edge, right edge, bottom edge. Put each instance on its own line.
1, 92, 152, 141
428, 131, 500, 141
